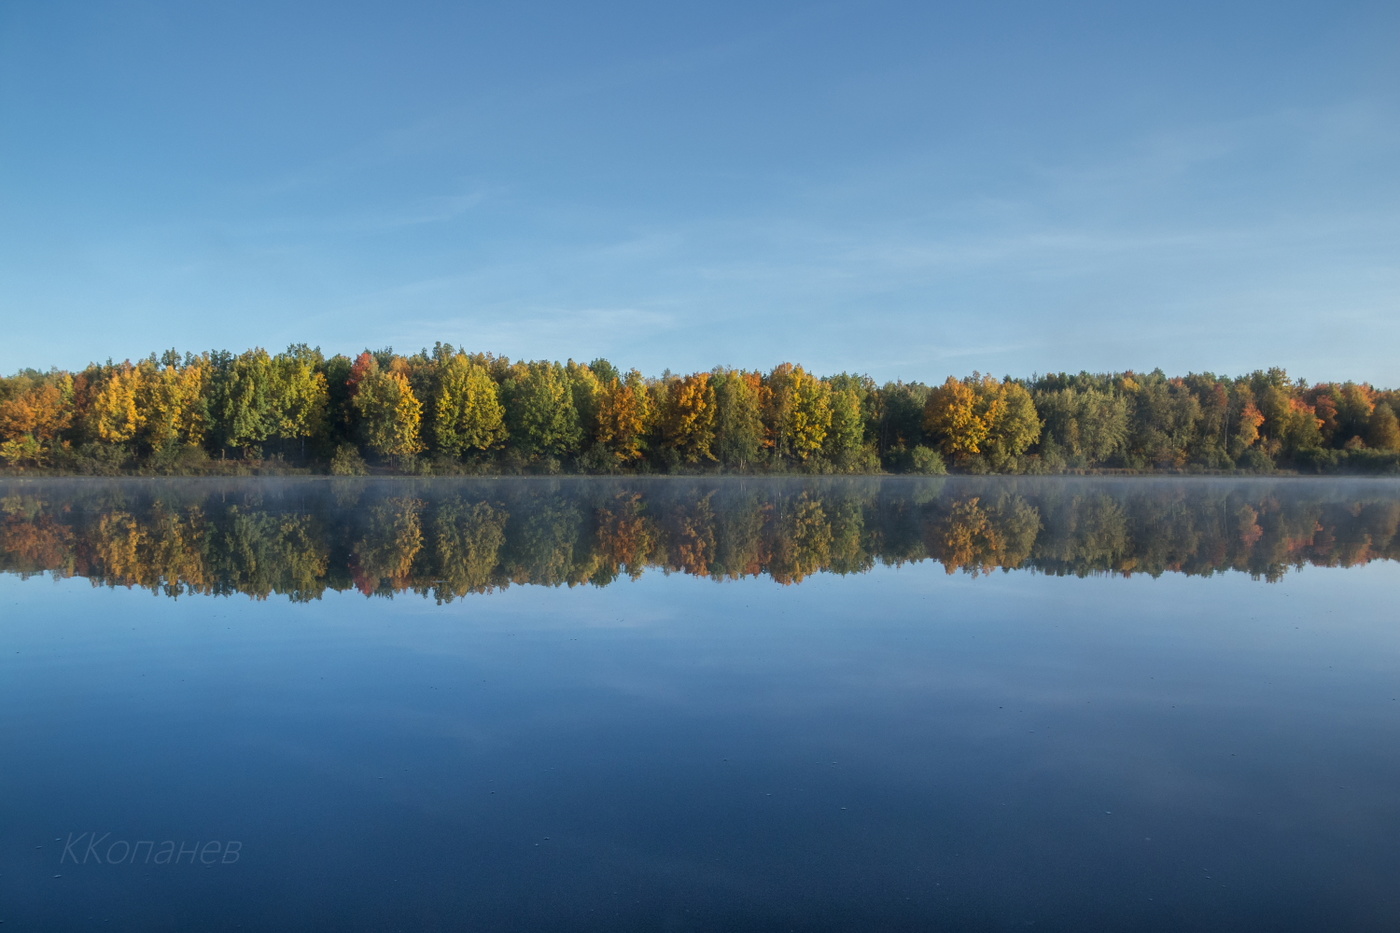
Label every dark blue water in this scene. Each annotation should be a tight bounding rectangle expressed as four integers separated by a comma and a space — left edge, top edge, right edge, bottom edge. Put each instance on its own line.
2, 478, 1399, 931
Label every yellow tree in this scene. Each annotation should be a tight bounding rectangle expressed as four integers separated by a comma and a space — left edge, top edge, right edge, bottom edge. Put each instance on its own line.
1279, 397, 1324, 454
354, 361, 425, 461
980, 378, 1041, 468
762, 363, 796, 457
434, 353, 507, 456
662, 372, 716, 463
90, 363, 144, 444
173, 358, 210, 447
924, 376, 987, 457
138, 358, 208, 451
1367, 403, 1400, 451
789, 367, 831, 461
269, 347, 329, 448
596, 369, 652, 464
822, 376, 867, 465
763, 363, 831, 462
0, 375, 73, 466
1335, 382, 1376, 443
1233, 399, 1266, 456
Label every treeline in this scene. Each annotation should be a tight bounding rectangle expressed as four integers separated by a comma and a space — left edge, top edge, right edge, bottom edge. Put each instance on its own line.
2, 477, 1398, 598
2, 344, 1399, 475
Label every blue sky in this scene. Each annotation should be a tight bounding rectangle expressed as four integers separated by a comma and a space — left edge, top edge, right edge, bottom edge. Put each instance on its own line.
2, 0, 1397, 384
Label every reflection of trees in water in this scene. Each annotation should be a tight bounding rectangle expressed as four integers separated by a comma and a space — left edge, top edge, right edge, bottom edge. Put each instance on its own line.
351, 498, 424, 596
0, 497, 74, 574
419, 499, 509, 601
1, 479, 1398, 601
593, 492, 654, 584
658, 493, 718, 578
923, 494, 1041, 576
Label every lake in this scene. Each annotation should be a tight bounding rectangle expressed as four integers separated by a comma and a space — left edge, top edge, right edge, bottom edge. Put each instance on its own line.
3, 476, 1399, 931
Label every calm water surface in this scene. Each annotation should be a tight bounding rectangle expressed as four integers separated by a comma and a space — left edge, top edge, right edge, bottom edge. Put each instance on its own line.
2, 477, 1399, 931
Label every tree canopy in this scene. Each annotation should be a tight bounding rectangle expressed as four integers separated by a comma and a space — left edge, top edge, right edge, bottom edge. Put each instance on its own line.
2, 346, 1397, 475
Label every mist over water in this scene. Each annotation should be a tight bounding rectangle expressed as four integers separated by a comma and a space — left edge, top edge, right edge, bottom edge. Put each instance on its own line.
3, 477, 1399, 931
2, 476, 1399, 598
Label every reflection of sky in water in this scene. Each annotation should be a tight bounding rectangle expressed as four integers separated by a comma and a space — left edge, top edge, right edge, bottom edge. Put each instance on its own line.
3, 551, 1400, 931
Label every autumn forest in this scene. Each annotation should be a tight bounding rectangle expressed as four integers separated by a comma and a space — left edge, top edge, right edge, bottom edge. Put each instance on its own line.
2, 344, 1399, 475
